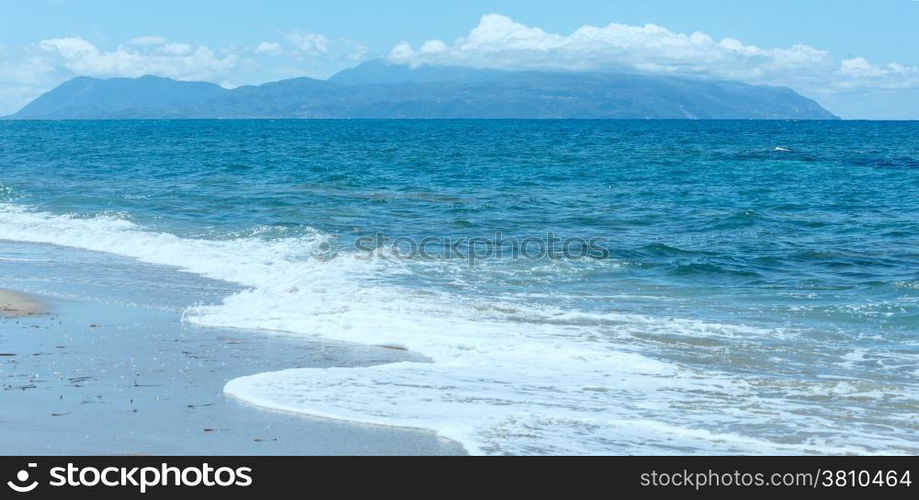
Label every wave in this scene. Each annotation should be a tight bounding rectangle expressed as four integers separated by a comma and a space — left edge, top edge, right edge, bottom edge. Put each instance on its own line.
1, 202, 914, 455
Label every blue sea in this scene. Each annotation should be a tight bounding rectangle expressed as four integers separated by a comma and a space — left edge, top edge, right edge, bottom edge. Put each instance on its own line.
1, 120, 917, 455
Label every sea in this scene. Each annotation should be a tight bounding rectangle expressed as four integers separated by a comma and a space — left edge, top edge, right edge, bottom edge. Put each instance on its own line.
1, 119, 916, 455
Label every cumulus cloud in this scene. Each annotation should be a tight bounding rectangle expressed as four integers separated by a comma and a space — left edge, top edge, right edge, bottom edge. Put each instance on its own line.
0, 30, 373, 115
0, 14, 915, 118
286, 32, 330, 56
835, 58, 919, 89
283, 32, 367, 61
254, 41, 282, 55
388, 14, 918, 91
30, 31, 368, 86
38, 36, 239, 81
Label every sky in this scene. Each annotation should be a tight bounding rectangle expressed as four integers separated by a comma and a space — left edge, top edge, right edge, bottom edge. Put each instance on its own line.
1, 0, 918, 118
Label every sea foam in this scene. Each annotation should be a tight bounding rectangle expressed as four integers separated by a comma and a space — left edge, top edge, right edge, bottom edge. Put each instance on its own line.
1, 203, 914, 455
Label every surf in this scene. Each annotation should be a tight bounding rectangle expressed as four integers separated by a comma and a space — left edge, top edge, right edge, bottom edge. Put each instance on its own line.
1, 202, 914, 455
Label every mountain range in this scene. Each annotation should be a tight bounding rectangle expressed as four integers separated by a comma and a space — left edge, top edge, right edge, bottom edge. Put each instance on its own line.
4, 61, 839, 120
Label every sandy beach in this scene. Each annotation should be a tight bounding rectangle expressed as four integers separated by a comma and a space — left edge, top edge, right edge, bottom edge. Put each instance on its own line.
0, 289, 44, 318
0, 240, 465, 455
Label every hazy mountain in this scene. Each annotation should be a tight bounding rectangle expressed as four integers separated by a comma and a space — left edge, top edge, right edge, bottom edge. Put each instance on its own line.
5, 61, 839, 120
9, 75, 228, 119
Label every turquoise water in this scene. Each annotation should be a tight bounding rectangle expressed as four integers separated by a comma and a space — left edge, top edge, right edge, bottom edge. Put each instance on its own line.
1, 120, 917, 454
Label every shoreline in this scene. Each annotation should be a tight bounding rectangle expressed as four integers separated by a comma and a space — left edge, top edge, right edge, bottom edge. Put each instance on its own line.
0, 240, 465, 455
0, 289, 45, 317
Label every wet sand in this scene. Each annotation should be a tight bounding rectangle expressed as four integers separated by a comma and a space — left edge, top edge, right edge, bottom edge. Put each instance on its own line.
0, 289, 44, 318
0, 240, 465, 455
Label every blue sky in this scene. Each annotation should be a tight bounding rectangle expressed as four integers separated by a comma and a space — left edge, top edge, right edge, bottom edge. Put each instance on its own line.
2, 0, 917, 118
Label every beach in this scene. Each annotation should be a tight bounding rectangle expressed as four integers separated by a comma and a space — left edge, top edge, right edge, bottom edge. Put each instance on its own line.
1, 119, 916, 455
0, 239, 464, 455
0, 289, 43, 318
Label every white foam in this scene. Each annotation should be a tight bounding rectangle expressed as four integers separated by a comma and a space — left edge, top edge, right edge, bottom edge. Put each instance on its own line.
1, 202, 915, 455
0, 203, 330, 288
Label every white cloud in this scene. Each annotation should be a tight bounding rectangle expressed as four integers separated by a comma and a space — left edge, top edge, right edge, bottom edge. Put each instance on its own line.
39, 37, 97, 61
419, 40, 448, 54
254, 41, 282, 54
835, 57, 919, 89
284, 32, 369, 61
0, 15, 915, 118
388, 14, 918, 92
286, 32, 330, 56
37, 36, 239, 81
0, 31, 368, 115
